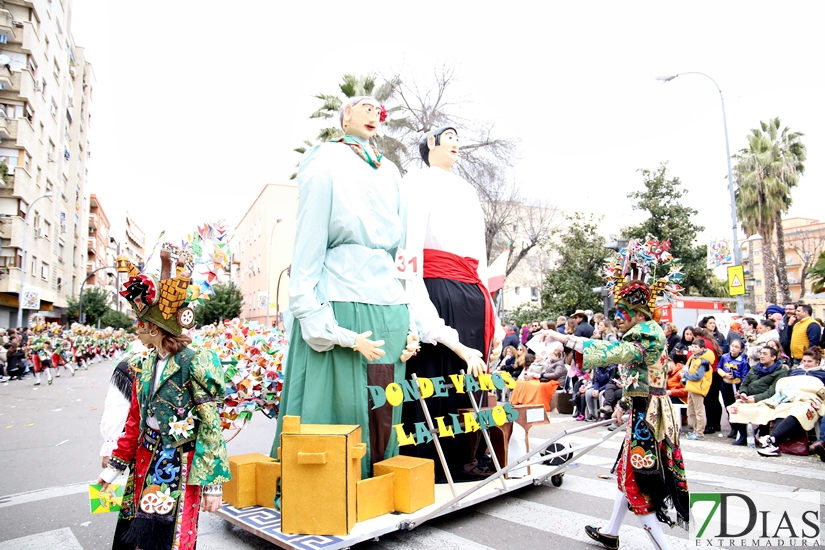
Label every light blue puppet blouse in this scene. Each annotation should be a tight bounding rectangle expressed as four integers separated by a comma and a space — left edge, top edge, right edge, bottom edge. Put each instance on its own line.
289, 136, 412, 352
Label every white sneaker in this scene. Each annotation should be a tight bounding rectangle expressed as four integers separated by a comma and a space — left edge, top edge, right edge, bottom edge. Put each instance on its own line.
757, 434, 773, 448
757, 437, 780, 457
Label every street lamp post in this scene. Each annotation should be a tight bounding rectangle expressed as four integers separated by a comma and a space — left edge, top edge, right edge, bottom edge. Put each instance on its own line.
78, 266, 115, 324
275, 265, 290, 328
657, 72, 745, 315
265, 218, 283, 327
16, 193, 53, 328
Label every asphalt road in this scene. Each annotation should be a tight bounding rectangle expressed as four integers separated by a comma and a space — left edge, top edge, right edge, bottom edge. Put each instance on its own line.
1, 358, 824, 550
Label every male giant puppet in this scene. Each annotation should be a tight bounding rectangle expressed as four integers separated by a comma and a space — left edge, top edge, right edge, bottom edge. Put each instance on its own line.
544, 239, 689, 550
401, 126, 502, 481
271, 97, 418, 479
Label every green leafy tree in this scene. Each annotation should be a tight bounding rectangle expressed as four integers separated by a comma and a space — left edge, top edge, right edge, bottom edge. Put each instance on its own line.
194, 282, 243, 326
507, 303, 544, 328
100, 309, 134, 330
539, 213, 607, 319
621, 163, 715, 296
67, 286, 111, 325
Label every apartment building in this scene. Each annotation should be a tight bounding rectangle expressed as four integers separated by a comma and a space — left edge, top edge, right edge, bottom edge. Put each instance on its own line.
232, 184, 298, 326
741, 217, 825, 316
123, 211, 144, 268
86, 192, 109, 287
0, 0, 93, 327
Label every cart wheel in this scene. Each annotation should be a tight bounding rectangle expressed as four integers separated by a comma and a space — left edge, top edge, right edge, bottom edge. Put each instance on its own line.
542, 442, 572, 466
551, 474, 564, 487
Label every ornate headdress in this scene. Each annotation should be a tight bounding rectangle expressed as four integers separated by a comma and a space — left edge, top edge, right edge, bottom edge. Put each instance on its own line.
603, 237, 684, 320
116, 221, 230, 336
117, 244, 196, 336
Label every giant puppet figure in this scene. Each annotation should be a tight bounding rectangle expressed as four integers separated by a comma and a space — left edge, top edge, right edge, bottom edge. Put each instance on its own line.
401, 126, 503, 481
271, 97, 418, 479
545, 239, 689, 550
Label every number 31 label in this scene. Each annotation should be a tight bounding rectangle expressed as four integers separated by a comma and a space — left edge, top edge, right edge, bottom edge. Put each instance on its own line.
394, 248, 420, 279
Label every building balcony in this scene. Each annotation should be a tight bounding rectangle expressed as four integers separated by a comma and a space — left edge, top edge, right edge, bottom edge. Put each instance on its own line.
4, 118, 36, 153
0, 66, 12, 91
0, 10, 13, 42
0, 115, 9, 139
0, 266, 20, 294
0, 215, 23, 248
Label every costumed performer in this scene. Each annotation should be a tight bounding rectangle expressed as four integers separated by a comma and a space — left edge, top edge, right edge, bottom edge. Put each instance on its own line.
97, 249, 229, 550
270, 96, 419, 480
543, 238, 688, 550
401, 126, 503, 481
100, 341, 145, 468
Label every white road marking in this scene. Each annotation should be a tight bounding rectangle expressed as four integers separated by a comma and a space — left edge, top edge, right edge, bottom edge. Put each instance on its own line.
0, 527, 84, 550
475, 495, 690, 550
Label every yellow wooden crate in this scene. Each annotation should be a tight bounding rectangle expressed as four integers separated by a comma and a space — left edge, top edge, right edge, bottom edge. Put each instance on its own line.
255, 461, 281, 508
373, 455, 434, 514
280, 423, 365, 535
356, 472, 395, 522
223, 453, 275, 508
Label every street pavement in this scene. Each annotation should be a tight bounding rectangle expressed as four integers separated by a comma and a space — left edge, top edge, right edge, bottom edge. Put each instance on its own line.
1, 358, 824, 549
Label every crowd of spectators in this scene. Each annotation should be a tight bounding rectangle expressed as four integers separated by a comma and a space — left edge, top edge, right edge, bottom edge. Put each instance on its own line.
495, 301, 825, 461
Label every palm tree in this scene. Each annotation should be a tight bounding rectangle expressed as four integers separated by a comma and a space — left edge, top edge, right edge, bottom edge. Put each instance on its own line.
759, 118, 806, 303
733, 126, 792, 304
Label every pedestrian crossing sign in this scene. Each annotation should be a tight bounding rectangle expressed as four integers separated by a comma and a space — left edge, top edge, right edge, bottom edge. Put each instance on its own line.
727, 265, 745, 296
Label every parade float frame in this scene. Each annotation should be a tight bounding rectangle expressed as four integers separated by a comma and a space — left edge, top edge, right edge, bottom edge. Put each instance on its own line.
214, 386, 626, 550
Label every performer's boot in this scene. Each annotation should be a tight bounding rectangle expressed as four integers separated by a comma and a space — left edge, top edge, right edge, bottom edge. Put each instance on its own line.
637, 513, 670, 550
55, 367, 61, 377
45, 369, 53, 385
66, 363, 75, 376
585, 489, 625, 549
34, 371, 41, 385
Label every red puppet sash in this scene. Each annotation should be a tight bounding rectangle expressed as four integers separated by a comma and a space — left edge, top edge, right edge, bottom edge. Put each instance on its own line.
422, 248, 495, 361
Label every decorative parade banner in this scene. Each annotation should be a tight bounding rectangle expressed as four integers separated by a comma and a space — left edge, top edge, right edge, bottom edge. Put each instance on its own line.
707, 238, 734, 269
367, 372, 518, 446
21, 286, 40, 309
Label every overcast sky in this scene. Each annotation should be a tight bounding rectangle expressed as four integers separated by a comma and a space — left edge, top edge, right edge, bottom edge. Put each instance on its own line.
69, 1, 824, 261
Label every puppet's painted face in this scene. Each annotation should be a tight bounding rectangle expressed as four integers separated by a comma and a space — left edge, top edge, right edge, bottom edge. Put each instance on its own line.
428, 129, 459, 170
344, 100, 381, 139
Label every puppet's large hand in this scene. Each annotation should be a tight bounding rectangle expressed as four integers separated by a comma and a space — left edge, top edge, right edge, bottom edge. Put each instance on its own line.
353, 331, 386, 361
400, 333, 420, 363
489, 334, 502, 364
454, 344, 485, 377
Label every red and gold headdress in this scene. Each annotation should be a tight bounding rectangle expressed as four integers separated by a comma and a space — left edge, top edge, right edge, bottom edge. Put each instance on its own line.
603, 237, 684, 320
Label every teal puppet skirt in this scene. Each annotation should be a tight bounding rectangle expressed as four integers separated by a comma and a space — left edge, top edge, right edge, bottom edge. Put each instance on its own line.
271, 302, 409, 479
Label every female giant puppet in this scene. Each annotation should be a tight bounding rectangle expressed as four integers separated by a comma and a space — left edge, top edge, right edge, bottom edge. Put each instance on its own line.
98, 248, 230, 550
544, 239, 689, 550
270, 97, 418, 479
401, 126, 502, 481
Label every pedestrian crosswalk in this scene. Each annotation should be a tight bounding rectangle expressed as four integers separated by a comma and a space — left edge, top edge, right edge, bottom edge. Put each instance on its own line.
3, 424, 822, 549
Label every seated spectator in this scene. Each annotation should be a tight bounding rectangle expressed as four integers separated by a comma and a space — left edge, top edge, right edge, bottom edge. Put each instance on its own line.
666, 359, 687, 404
573, 372, 590, 421
744, 348, 825, 457
766, 339, 792, 369
518, 353, 542, 381
746, 318, 780, 368
670, 326, 695, 366
539, 347, 567, 384
586, 363, 615, 422
728, 346, 789, 445
718, 339, 749, 437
